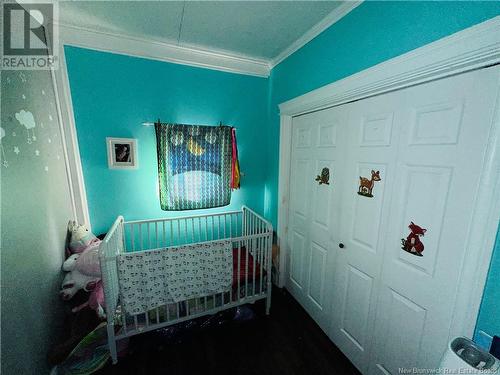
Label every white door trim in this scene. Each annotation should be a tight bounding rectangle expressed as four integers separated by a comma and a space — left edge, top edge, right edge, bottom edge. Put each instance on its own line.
51, 41, 92, 229
277, 16, 500, 342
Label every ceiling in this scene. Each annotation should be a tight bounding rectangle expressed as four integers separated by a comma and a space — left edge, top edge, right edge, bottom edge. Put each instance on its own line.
59, 1, 344, 61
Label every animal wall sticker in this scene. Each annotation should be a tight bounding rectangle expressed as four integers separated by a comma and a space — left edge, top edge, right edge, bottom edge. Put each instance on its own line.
401, 222, 427, 257
358, 170, 381, 197
315, 167, 330, 185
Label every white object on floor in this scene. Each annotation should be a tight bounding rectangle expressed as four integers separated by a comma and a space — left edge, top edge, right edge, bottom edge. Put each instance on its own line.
440, 337, 499, 374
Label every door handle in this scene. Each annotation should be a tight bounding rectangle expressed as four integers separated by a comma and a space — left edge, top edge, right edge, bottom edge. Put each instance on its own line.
339, 243, 345, 249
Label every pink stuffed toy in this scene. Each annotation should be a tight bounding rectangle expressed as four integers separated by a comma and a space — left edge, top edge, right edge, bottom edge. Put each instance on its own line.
60, 221, 106, 319
71, 280, 105, 319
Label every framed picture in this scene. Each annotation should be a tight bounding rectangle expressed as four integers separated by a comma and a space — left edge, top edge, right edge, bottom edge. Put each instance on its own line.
106, 137, 138, 169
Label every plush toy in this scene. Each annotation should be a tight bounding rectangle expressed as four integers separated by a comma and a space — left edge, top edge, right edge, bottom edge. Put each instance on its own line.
60, 221, 106, 318
71, 280, 106, 319
67, 220, 100, 255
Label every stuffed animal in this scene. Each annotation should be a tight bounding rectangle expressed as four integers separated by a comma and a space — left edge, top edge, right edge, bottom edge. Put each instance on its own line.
60, 221, 105, 318
67, 220, 100, 255
71, 280, 106, 319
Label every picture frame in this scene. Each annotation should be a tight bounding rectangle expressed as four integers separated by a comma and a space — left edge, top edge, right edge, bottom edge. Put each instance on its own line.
106, 137, 138, 169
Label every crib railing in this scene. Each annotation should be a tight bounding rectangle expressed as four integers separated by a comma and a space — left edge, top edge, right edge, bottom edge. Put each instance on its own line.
98, 215, 125, 363
123, 210, 243, 251
100, 206, 273, 364
243, 206, 273, 237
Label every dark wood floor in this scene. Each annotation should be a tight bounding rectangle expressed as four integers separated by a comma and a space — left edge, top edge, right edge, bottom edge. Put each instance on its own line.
97, 288, 360, 375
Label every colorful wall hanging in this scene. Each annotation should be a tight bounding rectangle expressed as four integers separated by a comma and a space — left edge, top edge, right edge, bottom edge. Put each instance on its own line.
401, 221, 427, 257
155, 123, 233, 211
231, 127, 240, 190
358, 170, 381, 197
315, 167, 330, 185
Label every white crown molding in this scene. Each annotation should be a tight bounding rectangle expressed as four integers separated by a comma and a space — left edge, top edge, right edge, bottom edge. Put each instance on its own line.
270, 1, 363, 68
279, 16, 500, 115
55, 23, 271, 78
53, 2, 361, 78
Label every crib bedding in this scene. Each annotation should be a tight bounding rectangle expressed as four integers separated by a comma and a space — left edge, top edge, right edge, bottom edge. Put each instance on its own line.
117, 243, 266, 316
117, 240, 233, 315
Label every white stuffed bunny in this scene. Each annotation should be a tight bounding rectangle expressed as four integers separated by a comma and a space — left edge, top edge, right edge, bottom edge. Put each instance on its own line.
60, 221, 104, 317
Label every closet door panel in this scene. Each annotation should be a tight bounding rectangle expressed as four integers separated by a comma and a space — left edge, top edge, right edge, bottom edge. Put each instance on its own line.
370, 67, 500, 375
331, 99, 403, 373
287, 106, 346, 333
288, 134, 314, 298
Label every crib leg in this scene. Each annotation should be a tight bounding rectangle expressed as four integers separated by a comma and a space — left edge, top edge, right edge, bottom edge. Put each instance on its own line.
107, 323, 118, 364
265, 291, 272, 315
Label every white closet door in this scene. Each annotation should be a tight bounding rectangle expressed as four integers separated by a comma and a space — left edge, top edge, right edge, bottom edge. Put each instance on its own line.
287, 106, 346, 332
329, 92, 405, 372
369, 66, 500, 375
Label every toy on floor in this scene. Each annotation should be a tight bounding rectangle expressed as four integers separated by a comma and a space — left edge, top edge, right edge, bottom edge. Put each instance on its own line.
60, 221, 106, 318
50, 322, 110, 375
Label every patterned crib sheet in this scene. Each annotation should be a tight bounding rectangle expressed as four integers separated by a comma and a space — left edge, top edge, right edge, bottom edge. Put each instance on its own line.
117, 240, 233, 315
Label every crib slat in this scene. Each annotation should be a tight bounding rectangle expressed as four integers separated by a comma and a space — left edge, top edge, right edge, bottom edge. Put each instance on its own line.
177, 221, 180, 247
131, 224, 135, 251
155, 222, 158, 248
122, 311, 128, 335
148, 223, 151, 249
205, 217, 208, 241
211, 216, 214, 240
198, 218, 202, 243
139, 225, 143, 251
237, 240, 241, 302
252, 237, 256, 297
169, 221, 173, 247
191, 218, 195, 243
259, 238, 266, 294
162, 221, 166, 248
183, 219, 187, 245
224, 214, 228, 238
245, 241, 249, 298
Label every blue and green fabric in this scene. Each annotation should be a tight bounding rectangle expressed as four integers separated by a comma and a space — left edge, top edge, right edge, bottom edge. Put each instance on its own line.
155, 123, 232, 210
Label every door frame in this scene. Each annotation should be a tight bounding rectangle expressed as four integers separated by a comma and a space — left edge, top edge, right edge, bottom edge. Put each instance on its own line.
277, 16, 500, 341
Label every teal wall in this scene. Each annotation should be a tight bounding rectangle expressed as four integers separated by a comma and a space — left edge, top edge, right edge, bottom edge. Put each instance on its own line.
265, 0, 500, 225
1, 70, 72, 373
65, 46, 269, 234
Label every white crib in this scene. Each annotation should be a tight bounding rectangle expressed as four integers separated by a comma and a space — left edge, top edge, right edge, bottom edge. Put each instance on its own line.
98, 206, 273, 364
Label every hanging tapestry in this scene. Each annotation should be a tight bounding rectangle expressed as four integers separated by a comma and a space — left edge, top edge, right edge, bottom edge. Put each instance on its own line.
231, 127, 241, 189
155, 123, 233, 210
